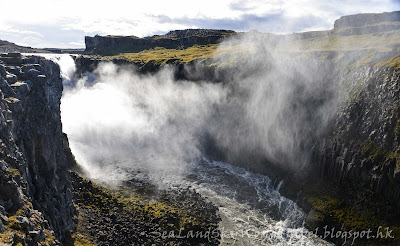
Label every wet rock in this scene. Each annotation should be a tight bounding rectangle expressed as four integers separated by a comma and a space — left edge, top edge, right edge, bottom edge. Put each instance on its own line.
304, 209, 324, 231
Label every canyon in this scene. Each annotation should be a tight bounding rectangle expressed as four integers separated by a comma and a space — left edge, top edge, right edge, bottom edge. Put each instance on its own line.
0, 10, 400, 246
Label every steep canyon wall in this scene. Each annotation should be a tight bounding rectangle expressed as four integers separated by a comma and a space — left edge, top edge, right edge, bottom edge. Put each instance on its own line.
0, 53, 75, 245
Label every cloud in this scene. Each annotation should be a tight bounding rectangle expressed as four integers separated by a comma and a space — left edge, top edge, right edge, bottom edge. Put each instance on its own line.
63, 17, 189, 37
0, 0, 398, 48
0, 24, 41, 36
156, 13, 327, 33
68, 41, 86, 47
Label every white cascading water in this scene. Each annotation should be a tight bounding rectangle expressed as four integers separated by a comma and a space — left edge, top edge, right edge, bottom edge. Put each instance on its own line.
43, 54, 331, 245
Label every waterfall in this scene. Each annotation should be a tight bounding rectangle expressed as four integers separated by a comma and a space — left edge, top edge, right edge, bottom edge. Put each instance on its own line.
42, 54, 332, 245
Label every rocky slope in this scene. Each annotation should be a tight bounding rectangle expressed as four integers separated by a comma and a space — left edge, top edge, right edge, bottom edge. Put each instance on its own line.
0, 53, 75, 245
0, 40, 49, 54
69, 172, 220, 246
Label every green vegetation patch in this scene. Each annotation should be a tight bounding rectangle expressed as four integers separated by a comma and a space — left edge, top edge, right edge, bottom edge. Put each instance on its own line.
105, 44, 219, 64
374, 54, 400, 69
287, 30, 400, 52
69, 171, 220, 245
7, 167, 20, 176
102, 42, 259, 67
309, 194, 400, 245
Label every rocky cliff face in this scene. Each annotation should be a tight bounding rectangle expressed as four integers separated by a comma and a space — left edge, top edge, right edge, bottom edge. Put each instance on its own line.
85, 29, 235, 55
0, 53, 75, 245
312, 62, 400, 208
334, 11, 400, 28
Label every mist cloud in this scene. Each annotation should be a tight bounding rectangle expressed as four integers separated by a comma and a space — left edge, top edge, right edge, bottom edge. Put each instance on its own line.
61, 63, 227, 183
61, 32, 343, 186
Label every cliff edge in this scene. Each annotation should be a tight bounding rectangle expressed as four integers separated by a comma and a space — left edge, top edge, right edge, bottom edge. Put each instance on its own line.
84, 29, 235, 55
0, 53, 76, 245
334, 11, 400, 28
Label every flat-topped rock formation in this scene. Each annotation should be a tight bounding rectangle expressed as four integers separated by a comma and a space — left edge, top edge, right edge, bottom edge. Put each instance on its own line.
84, 11, 400, 55
84, 29, 235, 55
334, 11, 400, 28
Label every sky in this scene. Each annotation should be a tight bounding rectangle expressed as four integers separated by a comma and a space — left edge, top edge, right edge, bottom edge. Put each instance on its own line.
0, 0, 399, 48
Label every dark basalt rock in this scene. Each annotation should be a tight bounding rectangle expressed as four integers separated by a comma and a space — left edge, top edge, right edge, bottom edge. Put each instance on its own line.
0, 53, 76, 245
312, 66, 400, 204
84, 29, 235, 55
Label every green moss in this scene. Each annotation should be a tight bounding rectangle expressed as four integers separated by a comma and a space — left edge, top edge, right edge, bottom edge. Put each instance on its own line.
286, 30, 400, 52
70, 172, 210, 239
7, 208, 24, 230
360, 140, 385, 161
42, 229, 56, 245
351, 52, 376, 67
374, 54, 400, 69
309, 195, 400, 245
64, 230, 96, 246
359, 138, 400, 168
8, 168, 20, 176
73, 235, 95, 246
387, 152, 400, 168
105, 44, 220, 64
0, 231, 14, 244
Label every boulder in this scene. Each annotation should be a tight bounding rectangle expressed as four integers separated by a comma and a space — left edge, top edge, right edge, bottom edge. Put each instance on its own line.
5, 66, 21, 76
0, 56, 22, 65
304, 208, 325, 232
11, 82, 31, 95
28, 230, 41, 242
0, 77, 17, 98
24, 69, 41, 78
5, 97, 22, 113
34, 75, 47, 84
0, 212, 8, 224
0, 219, 4, 233
5, 73, 17, 84
0, 65, 6, 77
17, 216, 30, 230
